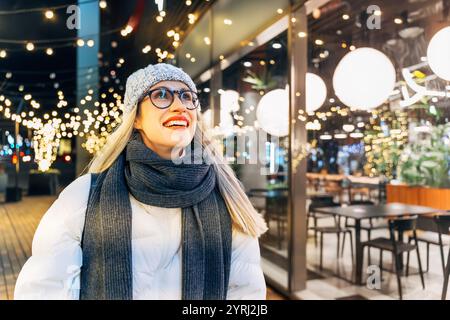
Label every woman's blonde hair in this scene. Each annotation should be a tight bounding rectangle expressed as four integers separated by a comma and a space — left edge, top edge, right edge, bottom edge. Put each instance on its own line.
86, 104, 268, 238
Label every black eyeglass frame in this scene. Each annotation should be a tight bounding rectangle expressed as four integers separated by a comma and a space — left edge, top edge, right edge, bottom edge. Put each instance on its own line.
141, 86, 200, 110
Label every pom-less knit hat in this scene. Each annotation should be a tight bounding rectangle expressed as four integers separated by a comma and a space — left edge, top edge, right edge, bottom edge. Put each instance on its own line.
122, 63, 197, 114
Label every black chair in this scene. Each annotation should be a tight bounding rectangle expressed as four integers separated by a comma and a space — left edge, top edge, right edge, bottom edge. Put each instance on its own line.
256, 189, 288, 250
361, 215, 425, 300
406, 214, 450, 275
265, 190, 288, 250
307, 196, 340, 247
313, 214, 354, 271
434, 214, 450, 300
342, 201, 388, 263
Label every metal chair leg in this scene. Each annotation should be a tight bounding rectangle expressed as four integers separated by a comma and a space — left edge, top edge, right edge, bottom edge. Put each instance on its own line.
395, 253, 403, 300
426, 242, 430, 273
314, 217, 318, 248
320, 232, 324, 270
440, 240, 446, 276
406, 238, 412, 277
337, 233, 341, 260
341, 232, 346, 257
441, 248, 450, 300
416, 244, 425, 290
379, 249, 383, 281
367, 230, 372, 265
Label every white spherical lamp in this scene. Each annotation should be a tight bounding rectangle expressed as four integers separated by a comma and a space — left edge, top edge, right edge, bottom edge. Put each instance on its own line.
427, 26, 450, 81
333, 47, 396, 110
306, 72, 327, 112
256, 89, 289, 137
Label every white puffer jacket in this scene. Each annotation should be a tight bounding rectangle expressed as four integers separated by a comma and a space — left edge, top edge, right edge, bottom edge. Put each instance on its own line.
14, 174, 266, 300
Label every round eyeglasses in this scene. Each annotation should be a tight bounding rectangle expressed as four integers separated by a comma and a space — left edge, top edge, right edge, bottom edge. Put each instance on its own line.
143, 86, 200, 110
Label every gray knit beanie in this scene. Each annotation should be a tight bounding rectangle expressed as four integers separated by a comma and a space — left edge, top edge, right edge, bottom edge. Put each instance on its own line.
122, 63, 197, 114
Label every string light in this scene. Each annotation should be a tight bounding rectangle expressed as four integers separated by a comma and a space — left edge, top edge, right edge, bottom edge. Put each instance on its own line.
121, 25, 133, 36
77, 39, 85, 47
142, 45, 151, 53
87, 39, 95, 47
188, 13, 196, 24
44, 10, 54, 19
46, 48, 53, 55
99, 1, 107, 9
26, 42, 35, 51
315, 39, 324, 45
0, 50, 6, 58
272, 43, 282, 49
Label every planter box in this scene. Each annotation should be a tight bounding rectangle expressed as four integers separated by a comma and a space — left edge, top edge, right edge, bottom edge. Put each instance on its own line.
386, 184, 450, 210
28, 171, 59, 196
6, 187, 22, 202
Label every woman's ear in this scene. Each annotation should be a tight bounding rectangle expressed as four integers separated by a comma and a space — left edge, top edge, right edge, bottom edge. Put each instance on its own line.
134, 105, 142, 129
134, 116, 142, 129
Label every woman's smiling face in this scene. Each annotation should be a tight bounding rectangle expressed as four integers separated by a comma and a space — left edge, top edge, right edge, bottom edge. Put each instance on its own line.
134, 80, 198, 159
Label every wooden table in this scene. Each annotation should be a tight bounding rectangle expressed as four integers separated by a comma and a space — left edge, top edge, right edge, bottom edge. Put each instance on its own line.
314, 203, 445, 285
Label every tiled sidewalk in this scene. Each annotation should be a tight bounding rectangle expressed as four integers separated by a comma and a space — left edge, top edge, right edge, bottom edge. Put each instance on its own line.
0, 196, 55, 300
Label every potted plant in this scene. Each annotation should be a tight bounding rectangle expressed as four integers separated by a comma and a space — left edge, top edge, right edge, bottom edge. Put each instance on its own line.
387, 123, 450, 209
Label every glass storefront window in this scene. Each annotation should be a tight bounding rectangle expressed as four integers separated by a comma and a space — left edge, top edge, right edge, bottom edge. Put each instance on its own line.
181, 0, 450, 297
217, 30, 290, 288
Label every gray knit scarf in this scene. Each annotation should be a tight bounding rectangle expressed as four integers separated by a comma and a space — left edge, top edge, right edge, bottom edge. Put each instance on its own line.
79, 132, 232, 300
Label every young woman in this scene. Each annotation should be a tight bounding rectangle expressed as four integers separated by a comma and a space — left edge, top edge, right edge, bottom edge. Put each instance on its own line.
14, 63, 268, 300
